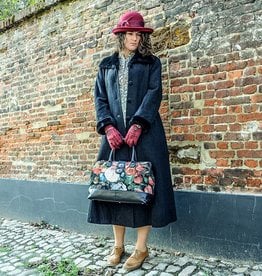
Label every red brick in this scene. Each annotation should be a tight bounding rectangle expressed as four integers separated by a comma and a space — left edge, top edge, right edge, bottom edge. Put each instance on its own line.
204, 99, 223, 106
237, 113, 262, 122
245, 141, 258, 149
171, 118, 194, 125
170, 78, 187, 86
171, 134, 195, 141
214, 80, 234, 90
203, 91, 215, 99
228, 106, 242, 113
194, 84, 206, 92
204, 175, 218, 185
228, 88, 242, 97
214, 72, 227, 80
206, 83, 215, 90
229, 124, 242, 131
195, 117, 207, 124
196, 134, 211, 141
191, 176, 203, 184
72, 117, 86, 123
246, 178, 262, 187
244, 160, 258, 168
224, 133, 247, 141
190, 109, 201, 116
243, 85, 257, 94
201, 75, 214, 82
251, 94, 262, 103
202, 125, 214, 132
171, 111, 182, 117
209, 115, 236, 124
254, 170, 262, 178
215, 107, 227, 114
217, 142, 228, 149
173, 126, 189, 133
181, 167, 200, 175
231, 160, 243, 167
189, 125, 201, 133
171, 85, 194, 93
214, 125, 228, 131
216, 159, 229, 167
193, 65, 218, 75
243, 104, 259, 113
202, 108, 214, 116
219, 61, 247, 72
215, 90, 229, 98
189, 77, 200, 84
242, 76, 262, 86
237, 150, 262, 158
228, 70, 243, 80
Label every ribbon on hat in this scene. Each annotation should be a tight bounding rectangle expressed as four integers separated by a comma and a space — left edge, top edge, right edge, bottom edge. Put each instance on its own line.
121, 20, 130, 27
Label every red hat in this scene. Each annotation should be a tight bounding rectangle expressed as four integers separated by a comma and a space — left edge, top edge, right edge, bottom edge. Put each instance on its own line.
112, 11, 153, 34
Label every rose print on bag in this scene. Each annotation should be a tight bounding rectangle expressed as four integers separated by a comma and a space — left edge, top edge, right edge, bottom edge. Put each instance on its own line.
88, 160, 155, 195
104, 167, 120, 182
125, 166, 136, 175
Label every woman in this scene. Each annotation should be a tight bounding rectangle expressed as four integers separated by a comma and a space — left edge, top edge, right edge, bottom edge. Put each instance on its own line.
88, 11, 177, 271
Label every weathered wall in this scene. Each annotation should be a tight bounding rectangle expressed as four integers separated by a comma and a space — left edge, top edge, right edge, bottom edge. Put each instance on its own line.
0, 0, 261, 192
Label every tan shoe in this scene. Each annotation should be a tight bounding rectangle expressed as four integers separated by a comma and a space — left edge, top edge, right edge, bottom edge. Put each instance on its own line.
107, 246, 125, 266
123, 248, 149, 271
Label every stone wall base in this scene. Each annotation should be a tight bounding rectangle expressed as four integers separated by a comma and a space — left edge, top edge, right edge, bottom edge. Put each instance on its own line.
0, 179, 261, 261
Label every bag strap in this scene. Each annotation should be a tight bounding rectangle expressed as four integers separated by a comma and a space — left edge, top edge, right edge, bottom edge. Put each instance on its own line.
108, 150, 115, 162
131, 146, 136, 162
109, 146, 136, 162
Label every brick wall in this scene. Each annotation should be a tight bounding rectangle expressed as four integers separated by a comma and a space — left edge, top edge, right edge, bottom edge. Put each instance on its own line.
0, 0, 261, 192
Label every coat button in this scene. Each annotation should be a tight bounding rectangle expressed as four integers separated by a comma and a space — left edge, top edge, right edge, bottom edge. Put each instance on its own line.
128, 81, 133, 86
127, 98, 131, 103
117, 114, 121, 118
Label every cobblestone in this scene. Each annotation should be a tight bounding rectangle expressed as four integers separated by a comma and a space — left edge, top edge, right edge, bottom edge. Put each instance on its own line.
0, 217, 261, 275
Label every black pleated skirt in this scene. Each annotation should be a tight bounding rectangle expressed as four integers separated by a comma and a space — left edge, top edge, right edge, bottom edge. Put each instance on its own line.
87, 200, 153, 228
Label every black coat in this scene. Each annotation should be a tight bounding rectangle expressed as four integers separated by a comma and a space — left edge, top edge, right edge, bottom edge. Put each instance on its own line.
88, 52, 177, 228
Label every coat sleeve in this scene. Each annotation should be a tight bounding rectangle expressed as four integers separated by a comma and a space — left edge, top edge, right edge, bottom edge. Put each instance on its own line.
129, 57, 162, 130
94, 67, 116, 135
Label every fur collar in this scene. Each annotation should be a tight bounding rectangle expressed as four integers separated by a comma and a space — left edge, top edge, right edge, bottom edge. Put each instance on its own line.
99, 52, 156, 69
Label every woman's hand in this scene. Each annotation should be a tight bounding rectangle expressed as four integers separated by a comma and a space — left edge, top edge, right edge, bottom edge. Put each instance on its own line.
124, 124, 142, 147
105, 125, 123, 150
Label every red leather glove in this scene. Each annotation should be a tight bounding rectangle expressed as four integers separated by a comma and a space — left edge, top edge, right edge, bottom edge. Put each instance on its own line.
125, 124, 142, 147
105, 125, 123, 150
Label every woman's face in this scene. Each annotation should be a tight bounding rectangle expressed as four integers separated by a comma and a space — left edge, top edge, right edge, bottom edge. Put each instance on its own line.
123, 32, 141, 54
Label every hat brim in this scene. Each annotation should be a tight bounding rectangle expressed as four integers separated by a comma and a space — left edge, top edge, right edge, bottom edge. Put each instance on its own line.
112, 26, 153, 34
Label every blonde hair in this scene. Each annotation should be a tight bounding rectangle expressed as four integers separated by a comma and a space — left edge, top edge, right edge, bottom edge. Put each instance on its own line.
116, 32, 153, 56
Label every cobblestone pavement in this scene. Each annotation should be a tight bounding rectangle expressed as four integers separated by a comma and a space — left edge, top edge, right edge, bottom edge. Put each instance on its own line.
0, 218, 262, 276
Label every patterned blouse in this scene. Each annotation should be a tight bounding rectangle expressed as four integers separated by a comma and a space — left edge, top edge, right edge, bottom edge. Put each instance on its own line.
118, 53, 135, 126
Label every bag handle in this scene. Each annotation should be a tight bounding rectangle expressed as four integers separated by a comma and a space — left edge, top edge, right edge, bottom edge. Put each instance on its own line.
108, 146, 136, 162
